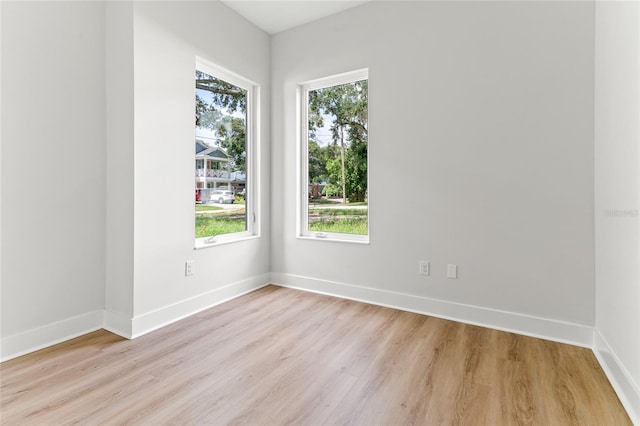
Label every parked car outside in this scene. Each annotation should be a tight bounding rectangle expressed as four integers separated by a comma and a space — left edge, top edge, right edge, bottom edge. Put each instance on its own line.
211, 189, 235, 204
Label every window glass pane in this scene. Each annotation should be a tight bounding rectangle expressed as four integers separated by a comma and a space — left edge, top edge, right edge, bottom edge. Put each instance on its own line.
195, 70, 248, 239
307, 78, 368, 236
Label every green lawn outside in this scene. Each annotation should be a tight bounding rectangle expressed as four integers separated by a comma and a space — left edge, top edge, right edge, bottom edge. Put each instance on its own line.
195, 204, 224, 212
308, 208, 367, 216
307, 204, 368, 235
196, 215, 246, 238
196, 205, 246, 238
308, 217, 368, 235
195, 202, 368, 238
308, 199, 368, 206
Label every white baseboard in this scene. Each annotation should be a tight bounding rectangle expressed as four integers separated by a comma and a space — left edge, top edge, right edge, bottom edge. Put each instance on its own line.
2, 273, 636, 424
270, 272, 594, 348
1, 274, 271, 361
593, 329, 640, 425
0, 310, 103, 362
129, 273, 271, 338
103, 309, 133, 339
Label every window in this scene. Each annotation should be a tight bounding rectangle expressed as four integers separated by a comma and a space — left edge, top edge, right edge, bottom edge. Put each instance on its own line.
194, 58, 258, 247
299, 69, 369, 243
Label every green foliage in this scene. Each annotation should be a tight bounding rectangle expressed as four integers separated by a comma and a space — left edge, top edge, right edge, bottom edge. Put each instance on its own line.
308, 140, 330, 183
196, 70, 246, 114
344, 140, 367, 202
216, 117, 247, 172
325, 156, 343, 191
195, 71, 247, 173
308, 79, 368, 202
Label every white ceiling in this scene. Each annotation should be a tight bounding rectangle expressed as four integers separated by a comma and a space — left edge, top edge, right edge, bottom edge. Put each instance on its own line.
221, 0, 371, 35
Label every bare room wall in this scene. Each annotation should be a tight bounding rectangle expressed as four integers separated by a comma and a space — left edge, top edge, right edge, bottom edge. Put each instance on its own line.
271, 1, 596, 344
1, 1, 107, 358
125, 1, 271, 336
594, 1, 640, 422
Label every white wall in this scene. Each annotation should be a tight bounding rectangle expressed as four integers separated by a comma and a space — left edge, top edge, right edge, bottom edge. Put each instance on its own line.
1, 1, 106, 357
1, 0, 271, 356
271, 1, 596, 344
105, 1, 135, 335
126, 1, 271, 336
594, 1, 640, 423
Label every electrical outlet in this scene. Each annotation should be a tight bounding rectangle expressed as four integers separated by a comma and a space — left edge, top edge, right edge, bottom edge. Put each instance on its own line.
185, 260, 195, 277
447, 264, 458, 279
419, 260, 430, 276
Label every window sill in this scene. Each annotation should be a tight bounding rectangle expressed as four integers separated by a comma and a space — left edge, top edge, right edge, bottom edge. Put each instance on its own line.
297, 234, 369, 245
194, 234, 260, 250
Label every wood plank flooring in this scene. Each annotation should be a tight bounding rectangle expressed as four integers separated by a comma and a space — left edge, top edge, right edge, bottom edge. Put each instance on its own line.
0, 285, 631, 425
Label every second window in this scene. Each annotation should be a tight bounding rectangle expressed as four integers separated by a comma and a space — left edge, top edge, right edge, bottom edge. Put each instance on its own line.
300, 69, 369, 242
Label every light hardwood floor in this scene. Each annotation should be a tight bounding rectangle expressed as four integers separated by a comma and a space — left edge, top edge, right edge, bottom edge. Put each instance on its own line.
0, 285, 631, 425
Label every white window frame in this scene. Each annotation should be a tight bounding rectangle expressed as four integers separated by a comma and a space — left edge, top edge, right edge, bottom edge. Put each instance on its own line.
195, 57, 260, 249
298, 69, 369, 244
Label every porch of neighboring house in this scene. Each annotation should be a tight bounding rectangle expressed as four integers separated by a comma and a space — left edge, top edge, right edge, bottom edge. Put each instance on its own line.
196, 140, 232, 191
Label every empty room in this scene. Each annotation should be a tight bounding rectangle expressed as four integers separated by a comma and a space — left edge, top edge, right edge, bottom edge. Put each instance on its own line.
1, 0, 638, 424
